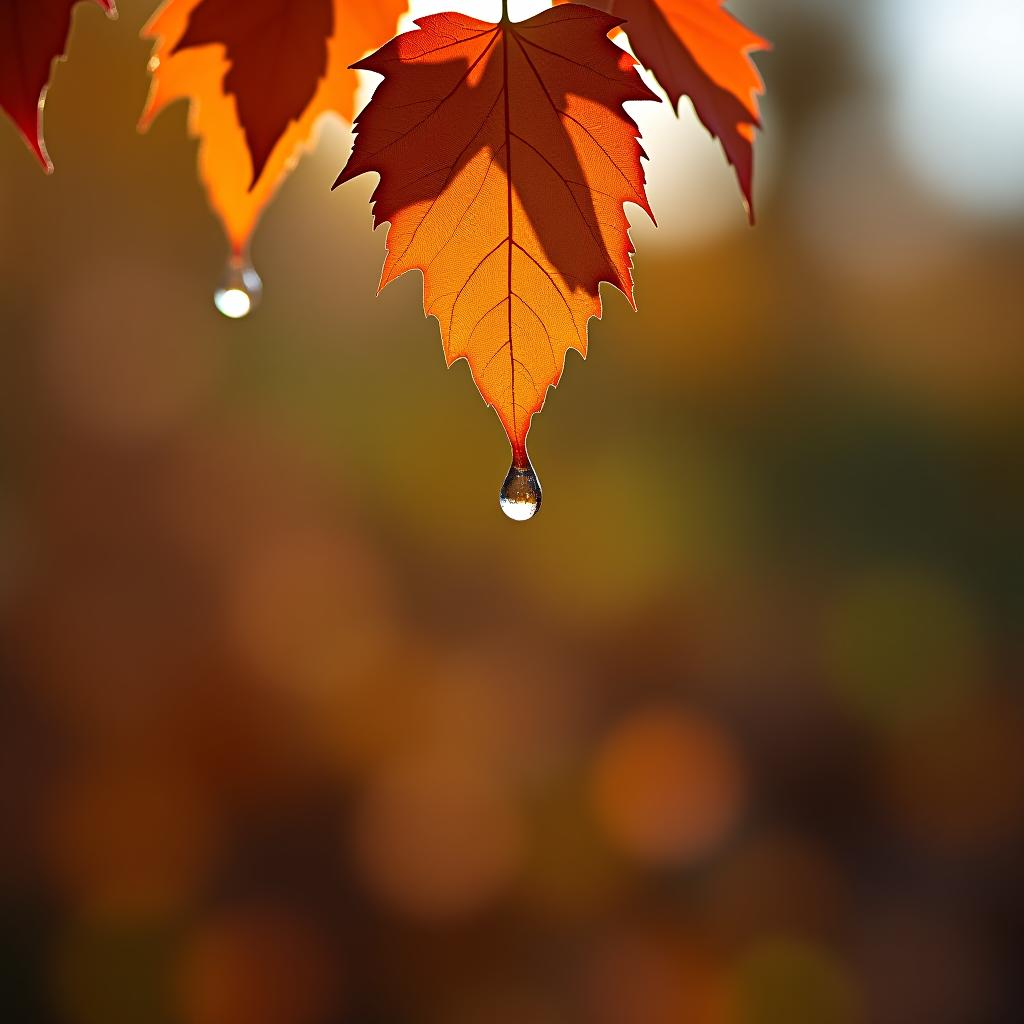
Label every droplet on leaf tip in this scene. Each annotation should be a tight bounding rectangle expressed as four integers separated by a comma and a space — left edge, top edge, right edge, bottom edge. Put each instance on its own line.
499, 455, 541, 521
214, 256, 262, 319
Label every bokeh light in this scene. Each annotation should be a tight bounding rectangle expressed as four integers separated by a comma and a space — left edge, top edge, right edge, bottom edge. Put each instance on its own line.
873, 0, 1024, 217
590, 707, 745, 866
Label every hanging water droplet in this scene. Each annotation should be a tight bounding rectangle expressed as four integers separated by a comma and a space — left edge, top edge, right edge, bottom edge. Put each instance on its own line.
214, 255, 262, 319
499, 455, 542, 521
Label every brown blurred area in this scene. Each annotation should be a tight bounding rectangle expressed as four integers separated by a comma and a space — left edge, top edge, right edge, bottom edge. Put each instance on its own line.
2, 1, 1023, 1022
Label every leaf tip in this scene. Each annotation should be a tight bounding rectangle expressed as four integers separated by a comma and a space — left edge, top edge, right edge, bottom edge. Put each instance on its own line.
31, 140, 55, 174
24, 91, 55, 173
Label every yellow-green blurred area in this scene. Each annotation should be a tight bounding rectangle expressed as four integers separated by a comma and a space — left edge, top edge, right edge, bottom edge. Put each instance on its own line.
2, 0, 1023, 1021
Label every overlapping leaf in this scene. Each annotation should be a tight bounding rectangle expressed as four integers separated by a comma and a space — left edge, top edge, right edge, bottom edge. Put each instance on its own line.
579, 0, 768, 217
336, 6, 657, 460
0, 0, 116, 171
140, 0, 406, 255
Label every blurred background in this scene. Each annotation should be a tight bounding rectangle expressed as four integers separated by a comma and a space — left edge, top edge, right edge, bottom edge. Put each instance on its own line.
1, 0, 1023, 1021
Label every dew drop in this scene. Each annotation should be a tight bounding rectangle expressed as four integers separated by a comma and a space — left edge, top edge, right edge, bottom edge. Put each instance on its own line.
214, 256, 262, 319
499, 455, 542, 521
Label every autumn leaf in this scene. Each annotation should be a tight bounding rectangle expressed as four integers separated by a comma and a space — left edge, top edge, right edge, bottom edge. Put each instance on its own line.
0, 0, 116, 171
170, 0, 334, 187
140, 0, 406, 256
581, 0, 768, 218
335, 6, 657, 464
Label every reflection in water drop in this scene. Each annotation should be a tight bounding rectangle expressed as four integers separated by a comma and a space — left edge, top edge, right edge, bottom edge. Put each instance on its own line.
499, 455, 542, 521
214, 256, 262, 319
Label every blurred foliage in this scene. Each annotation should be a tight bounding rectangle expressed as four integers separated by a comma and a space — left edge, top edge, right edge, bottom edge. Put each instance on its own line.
1, 1, 1022, 1022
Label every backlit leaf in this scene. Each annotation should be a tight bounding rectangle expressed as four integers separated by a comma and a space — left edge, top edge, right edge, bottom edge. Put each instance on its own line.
0, 0, 116, 171
583, 0, 769, 218
140, 0, 406, 256
335, 6, 657, 462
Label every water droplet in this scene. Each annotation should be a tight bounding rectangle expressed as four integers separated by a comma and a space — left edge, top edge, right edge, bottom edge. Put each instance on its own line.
499, 455, 542, 521
214, 256, 262, 319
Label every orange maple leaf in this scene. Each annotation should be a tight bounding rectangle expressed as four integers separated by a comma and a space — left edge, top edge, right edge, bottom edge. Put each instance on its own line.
139, 0, 406, 257
0, 0, 116, 171
581, 0, 768, 219
335, 6, 657, 465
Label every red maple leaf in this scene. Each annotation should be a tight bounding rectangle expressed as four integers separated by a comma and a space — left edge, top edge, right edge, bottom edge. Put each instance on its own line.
170, 0, 334, 187
0, 0, 116, 171
581, 0, 769, 218
141, 0, 406, 257
336, 6, 657, 463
